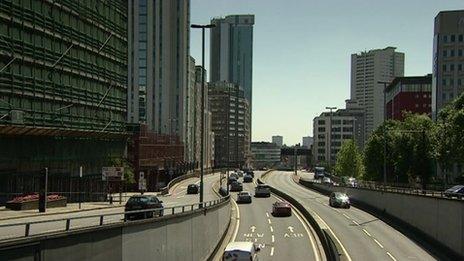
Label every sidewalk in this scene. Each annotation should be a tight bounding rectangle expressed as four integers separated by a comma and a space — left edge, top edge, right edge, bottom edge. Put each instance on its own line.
0, 192, 159, 221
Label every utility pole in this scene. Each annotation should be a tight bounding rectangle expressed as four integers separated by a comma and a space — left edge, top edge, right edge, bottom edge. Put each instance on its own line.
378, 81, 390, 186
325, 107, 337, 173
191, 23, 215, 206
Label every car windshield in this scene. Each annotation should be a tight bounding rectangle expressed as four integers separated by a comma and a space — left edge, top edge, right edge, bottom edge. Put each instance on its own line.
128, 197, 149, 203
335, 193, 348, 200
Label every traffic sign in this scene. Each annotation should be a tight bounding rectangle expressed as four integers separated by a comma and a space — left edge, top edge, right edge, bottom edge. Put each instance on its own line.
102, 167, 124, 181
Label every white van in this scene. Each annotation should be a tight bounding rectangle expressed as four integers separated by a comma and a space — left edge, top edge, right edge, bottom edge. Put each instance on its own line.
223, 242, 260, 260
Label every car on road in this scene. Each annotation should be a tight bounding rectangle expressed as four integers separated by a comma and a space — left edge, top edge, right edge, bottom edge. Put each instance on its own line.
223, 242, 260, 260
187, 184, 199, 194
314, 166, 325, 179
236, 191, 252, 203
329, 192, 351, 208
243, 168, 255, 178
271, 201, 292, 217
243, 174, 253, 183
228, 176, 238, 185
322, 177, 333, 185
230, 181, 243, 192
254, 184, 271, 197
124, 195, 164, 220
342, 176, 357, 187
444, 185, 464, 199
237, 170, 244, 177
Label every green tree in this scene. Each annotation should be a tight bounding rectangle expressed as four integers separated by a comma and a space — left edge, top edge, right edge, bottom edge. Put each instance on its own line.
334, 139, 363, 178
110, 157, 135, 184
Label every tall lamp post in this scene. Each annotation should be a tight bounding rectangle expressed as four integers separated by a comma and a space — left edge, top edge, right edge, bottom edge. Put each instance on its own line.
325, 107, 337, 172
378, 81, 390, 186
191, 23, 215, 206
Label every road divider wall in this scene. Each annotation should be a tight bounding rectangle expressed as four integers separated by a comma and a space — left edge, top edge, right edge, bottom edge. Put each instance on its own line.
257, 178, 342, 261
299, 179, 464, 260
0, 197, 231, 261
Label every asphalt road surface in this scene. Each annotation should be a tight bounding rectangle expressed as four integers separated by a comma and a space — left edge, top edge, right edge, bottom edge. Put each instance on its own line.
264, 170, 437, 261
228, 171, 322, 261
0, 172, 221, 241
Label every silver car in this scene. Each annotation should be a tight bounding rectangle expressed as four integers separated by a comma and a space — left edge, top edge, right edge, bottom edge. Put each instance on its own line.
237, 191, 252, 203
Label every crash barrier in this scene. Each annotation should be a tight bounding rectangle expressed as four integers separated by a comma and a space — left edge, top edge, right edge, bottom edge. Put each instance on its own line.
159, 168, 222, 195
299, 179, 464, 260
0, 196, 231, 261
257, 178, 341, 261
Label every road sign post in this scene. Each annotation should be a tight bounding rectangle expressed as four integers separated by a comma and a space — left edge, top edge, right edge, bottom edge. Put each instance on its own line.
79, 166, 83, 209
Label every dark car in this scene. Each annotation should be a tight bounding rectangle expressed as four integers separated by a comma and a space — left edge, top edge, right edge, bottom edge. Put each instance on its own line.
254, 184, 271, 197
230, 181, 243, 192
246, 170, 255, 178
272, 201, 292, 217
236, 191, 252, 204
243, 174, 253, 183
187, 184, 199, 194
444, 185, 464, 199
125, 195, 164, 220
329, 192, 350, 208
228, 176, 238, 185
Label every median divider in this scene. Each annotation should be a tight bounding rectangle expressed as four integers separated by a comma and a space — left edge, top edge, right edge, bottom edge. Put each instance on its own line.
257, 177, 343, 261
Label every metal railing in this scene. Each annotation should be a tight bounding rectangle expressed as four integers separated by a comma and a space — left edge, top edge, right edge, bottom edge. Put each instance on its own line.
0, 195, 230, 242
304, 178, 463, 200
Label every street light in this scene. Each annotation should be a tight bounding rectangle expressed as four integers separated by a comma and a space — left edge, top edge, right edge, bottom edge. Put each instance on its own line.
378, 81, 390, 186
325, 106, 337, 172
191, 23, 216, 206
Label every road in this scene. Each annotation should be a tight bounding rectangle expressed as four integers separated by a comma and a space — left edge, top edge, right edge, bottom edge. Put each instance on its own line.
0, 172, 221, 241
264, 170, 437, 261
228, 171, 321, 261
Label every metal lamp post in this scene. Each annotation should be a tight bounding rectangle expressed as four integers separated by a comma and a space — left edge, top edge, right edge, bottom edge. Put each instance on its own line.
191, 23, 215, 206
325, 107, 337, 172
378, 81, 390, 186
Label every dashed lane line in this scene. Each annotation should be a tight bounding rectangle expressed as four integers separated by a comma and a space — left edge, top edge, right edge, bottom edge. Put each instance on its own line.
373, 238, 384, 249
342, 213, 351, 219
270, 247, 275, 256
362, 229, 372, 237
269, 226, 274, 232
386, 252, 398, 261
267, 218, 272, 225
352, 220, 360, 226
266, 212, 270, 218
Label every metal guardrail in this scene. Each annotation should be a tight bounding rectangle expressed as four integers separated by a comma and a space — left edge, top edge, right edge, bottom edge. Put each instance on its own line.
0, 195, 230, 241
305, 178, 463, 200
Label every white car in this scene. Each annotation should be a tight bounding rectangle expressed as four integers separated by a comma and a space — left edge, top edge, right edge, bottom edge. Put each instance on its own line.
223, 242, 260, 260
322, 177, 332, 184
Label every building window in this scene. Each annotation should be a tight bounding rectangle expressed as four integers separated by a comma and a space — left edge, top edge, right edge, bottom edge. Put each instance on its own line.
443, 50, 447, 57
451, 50, 455, 57
451, 64, 455, 71
442, 79, 446, 86
459, 79, 462, 86
318, 120, 325, 125
459, 64, 463, 71
451, 35, 456, 42
459, 35, 463, 42
415, 104, 419, 108
443, 35, 448, 43
443, 64, 447, 72
459, 50, 463, 57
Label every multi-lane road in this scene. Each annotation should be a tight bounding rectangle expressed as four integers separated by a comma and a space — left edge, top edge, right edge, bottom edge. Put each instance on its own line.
227, 171, 322, 261
263, 170, 437, 261
0, 172, 221, 241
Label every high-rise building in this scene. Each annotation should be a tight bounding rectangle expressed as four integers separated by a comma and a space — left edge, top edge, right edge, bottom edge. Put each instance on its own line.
386, 75, 432, 121
313, 100, 365, 165
128, 0, 190, 141
209, 82, 250, 168
210, 14, 254, 148
351, 47, 404, 137
272, 136, 283, 147
302, 136, 314, 148
0, 1, 128, 193
432, 10, 464, 120
186, 56, 196, 163
251, 142, 281, 169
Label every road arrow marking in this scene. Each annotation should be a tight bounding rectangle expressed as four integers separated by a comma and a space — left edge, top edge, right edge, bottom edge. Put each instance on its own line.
288, 226, 294, 233
250, 226, 256, 232
244, 233, 253, 238
284, 233, 290, 238
257, 233, 264, 238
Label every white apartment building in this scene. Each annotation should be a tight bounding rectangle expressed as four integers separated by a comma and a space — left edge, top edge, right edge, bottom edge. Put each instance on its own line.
351, 47, 404, 137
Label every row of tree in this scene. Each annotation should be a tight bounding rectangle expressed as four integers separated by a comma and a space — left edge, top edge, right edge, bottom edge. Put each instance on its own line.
334, 92, 464, 186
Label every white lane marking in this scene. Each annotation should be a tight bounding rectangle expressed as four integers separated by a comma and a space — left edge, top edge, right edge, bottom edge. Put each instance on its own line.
386, 252, 397, 261
352, 220, 360, 226
271, 235, 275, 243
342, 213, 350, 219
373, 238, 384, 249
231, 198, 240, 242
176, 196, 184, 199
269, 226, 274, 232
267, 218, 272, 225
271, 194, 321, 261
310, 210, 353, 261
266, 212, 270, 218
270, 246, 274, 256
250, 226, 256, 232
362, 229, 372, 237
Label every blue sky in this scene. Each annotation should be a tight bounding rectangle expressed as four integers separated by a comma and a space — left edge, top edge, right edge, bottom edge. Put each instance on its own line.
190, 0, 463, 145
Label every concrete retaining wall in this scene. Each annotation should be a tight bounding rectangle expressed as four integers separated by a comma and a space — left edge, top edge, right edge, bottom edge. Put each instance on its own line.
0, 200, 231, 261
300, 179, 464, 259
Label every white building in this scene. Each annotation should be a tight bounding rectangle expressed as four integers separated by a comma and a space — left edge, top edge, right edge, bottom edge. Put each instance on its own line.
313, 100, 365, 165
351, 47, 404, 137
127, 0, 190, 143
272, 135, 283, 147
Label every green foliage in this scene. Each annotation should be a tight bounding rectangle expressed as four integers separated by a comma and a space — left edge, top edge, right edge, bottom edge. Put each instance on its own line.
110, 157, 135, 184
334, 140, 363, 178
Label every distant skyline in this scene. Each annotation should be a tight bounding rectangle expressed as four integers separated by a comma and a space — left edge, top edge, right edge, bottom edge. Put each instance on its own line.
190, 0, 464, 145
